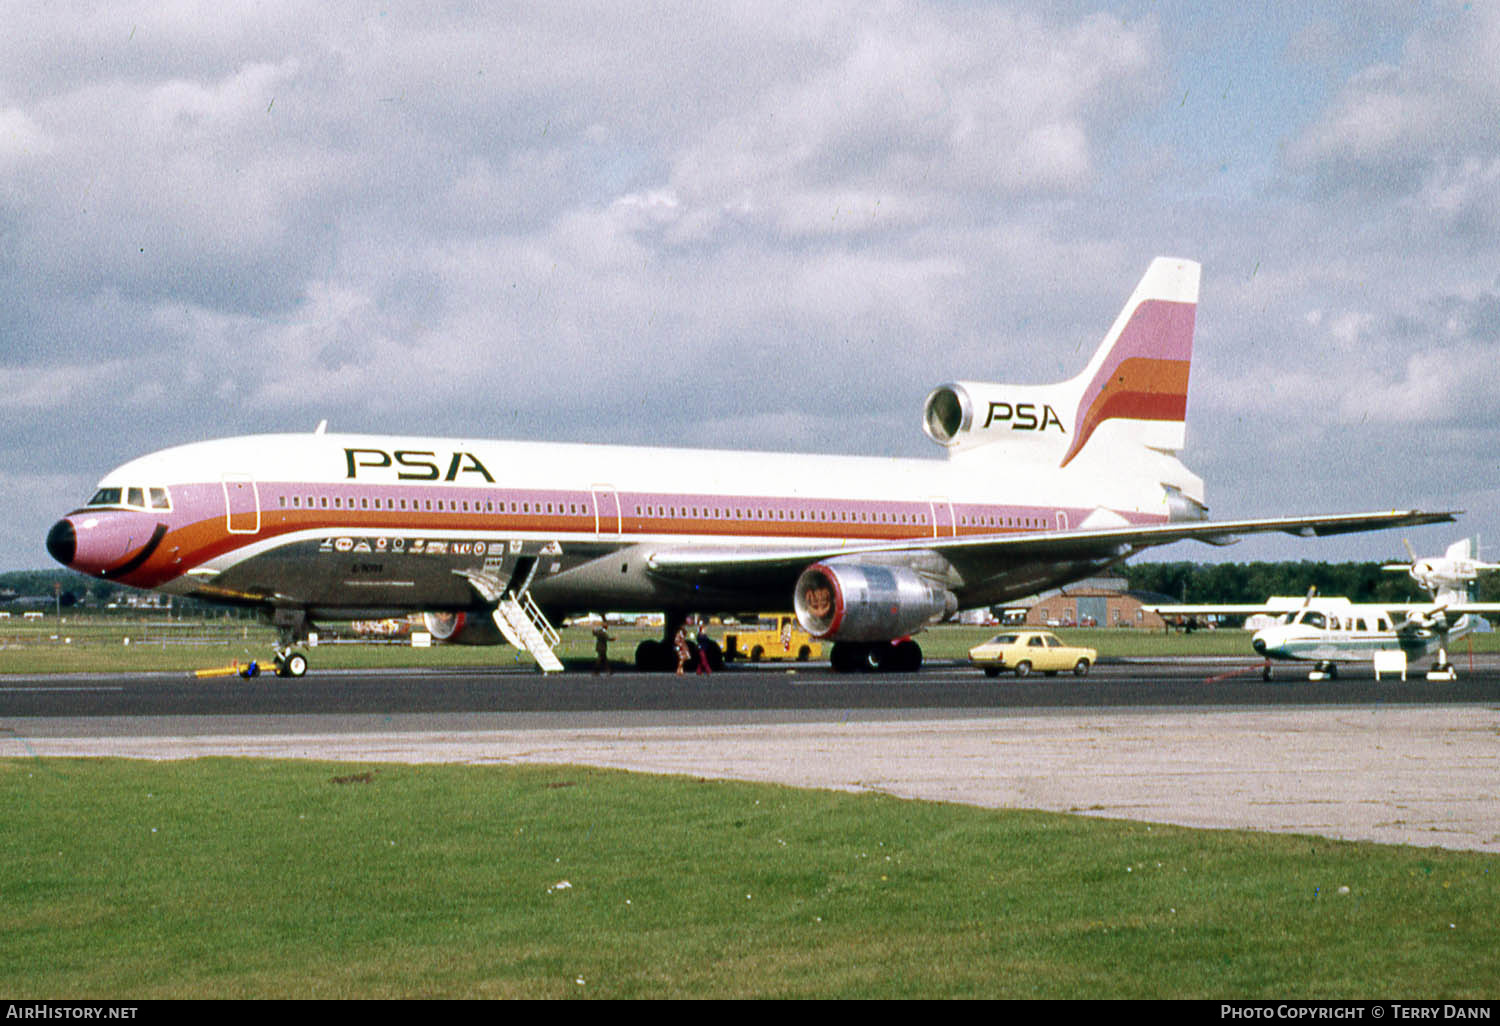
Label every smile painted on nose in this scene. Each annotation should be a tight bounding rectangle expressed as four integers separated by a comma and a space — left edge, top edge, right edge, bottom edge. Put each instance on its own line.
46, 515, 167, 579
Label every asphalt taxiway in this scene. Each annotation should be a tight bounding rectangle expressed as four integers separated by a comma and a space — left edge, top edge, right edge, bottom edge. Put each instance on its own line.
4, 658, 1499, 854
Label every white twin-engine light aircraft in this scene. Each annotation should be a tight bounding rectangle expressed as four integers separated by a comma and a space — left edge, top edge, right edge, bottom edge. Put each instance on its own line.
1384, 537, 1500, 594
47, 257, 1453, 675
1151, 539, 1500, 680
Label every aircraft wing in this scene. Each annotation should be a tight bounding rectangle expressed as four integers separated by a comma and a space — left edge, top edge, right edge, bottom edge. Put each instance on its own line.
647, 509, 1457, 591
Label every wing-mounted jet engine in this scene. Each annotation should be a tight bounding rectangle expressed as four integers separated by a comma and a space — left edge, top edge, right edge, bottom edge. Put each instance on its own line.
790, 562, 956, 672
422, 610, 506, 646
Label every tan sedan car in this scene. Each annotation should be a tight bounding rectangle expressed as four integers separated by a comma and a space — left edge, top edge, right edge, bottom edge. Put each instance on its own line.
968, 630, 1097, 678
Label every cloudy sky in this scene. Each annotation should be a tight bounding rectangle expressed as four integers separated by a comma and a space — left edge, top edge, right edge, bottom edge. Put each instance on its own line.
4, 1, 1497, 572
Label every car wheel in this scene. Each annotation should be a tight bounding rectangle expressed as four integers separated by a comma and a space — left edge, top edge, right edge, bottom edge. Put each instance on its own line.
1014, 661, 1032, 678
1073, 658, 1090, 677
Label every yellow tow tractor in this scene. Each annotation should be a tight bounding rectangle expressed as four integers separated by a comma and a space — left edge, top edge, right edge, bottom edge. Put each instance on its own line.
721, 614, 822, 663
191, 660, 264, 679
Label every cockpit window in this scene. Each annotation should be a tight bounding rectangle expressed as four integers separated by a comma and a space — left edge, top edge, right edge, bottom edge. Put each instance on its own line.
86, 486, 171, 511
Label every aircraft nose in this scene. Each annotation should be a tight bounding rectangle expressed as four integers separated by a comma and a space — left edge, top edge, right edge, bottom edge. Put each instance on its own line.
46, 519, 77, 567
1251, 635, 1268, 656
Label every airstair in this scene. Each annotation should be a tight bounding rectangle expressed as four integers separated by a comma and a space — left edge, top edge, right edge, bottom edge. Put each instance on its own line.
457, 568, 563, 673
491, 590, 563, 673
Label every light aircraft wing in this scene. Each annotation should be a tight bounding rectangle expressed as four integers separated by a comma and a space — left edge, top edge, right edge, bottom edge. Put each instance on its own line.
1146, 604, 1294, 616
648, 508, 1457, 589
1384, 601, 1500, 616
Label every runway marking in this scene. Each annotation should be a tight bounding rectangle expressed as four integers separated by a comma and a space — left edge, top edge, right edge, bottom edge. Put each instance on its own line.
0, 686, 127, 693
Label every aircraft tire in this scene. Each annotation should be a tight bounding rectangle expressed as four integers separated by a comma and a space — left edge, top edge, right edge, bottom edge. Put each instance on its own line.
829, 642, 871, 673
890, 639, 922, 672
634, 639, 670, 672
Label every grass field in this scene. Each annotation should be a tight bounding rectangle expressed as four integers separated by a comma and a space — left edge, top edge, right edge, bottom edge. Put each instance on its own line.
7, 613, 1498, 674
7, 616, 1497, 998
2, 758, 1496, 999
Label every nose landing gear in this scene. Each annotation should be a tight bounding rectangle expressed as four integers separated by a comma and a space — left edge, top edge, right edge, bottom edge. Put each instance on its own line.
273, 649, 309, 677
259, 608, 313, 678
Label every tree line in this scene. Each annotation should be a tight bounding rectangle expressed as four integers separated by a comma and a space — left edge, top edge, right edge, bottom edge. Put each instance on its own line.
7, 560, 1499, 615
0, 569, 247, 616
1119, 560, 1500, 605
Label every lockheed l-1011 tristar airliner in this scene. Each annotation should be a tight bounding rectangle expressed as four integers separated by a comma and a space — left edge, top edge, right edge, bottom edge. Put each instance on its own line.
46, 258, 1453, 675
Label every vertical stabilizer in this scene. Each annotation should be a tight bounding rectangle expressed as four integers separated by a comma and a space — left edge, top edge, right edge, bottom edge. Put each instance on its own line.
1058, 257, 1198, 467
920, 257, 1200, 472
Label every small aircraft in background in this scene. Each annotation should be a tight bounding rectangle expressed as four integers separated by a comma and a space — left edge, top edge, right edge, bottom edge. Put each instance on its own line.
1383, 537, 1500, 594
1150, 539, 1500, 680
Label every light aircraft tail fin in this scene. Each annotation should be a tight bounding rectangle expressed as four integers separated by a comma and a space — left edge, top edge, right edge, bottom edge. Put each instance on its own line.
922, 257, 1199, 469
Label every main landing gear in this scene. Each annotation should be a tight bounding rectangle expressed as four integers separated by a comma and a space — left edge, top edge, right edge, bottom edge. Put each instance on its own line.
829, 639, 922, 673
633, 612, 724, 673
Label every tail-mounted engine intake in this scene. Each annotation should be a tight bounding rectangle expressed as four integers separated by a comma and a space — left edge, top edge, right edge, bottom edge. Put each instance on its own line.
922, 381, 1072, 457
794, 562, 956, 641
422, 610, 504, 645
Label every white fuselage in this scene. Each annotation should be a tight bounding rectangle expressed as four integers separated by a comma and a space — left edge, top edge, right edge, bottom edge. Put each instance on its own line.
54, 429, 1191, 620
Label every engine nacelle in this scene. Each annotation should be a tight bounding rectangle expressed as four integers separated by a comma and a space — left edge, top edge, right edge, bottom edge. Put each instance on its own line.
794, 562, 955, 641
421, 610, 505, 645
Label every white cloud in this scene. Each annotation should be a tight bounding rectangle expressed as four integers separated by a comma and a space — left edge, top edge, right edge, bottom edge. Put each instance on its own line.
0, 107, 52, 165
6, 2, 1500, 569
1285, 3, 1500, 203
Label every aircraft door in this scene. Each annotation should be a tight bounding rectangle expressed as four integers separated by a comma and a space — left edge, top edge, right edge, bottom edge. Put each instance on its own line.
928, 498, 956, 537
222, 475, 261, 535
591, 486, 621, 536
